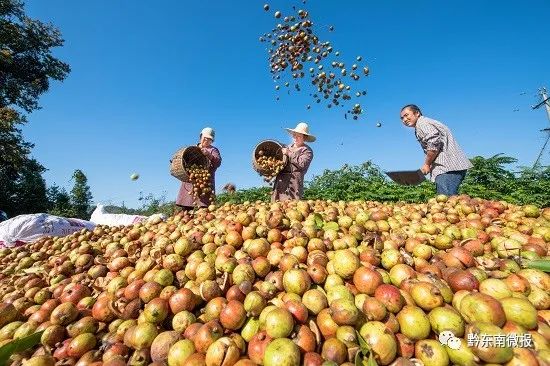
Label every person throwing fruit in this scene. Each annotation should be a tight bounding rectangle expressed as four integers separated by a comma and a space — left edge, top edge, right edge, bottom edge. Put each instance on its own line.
272, 122, 315, 202
176, 127, 222, 211
400, 104, 472, 196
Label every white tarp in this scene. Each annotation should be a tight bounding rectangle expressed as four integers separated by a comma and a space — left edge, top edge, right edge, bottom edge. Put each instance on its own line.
89, 204, 166, 227
0, 213, 96, 248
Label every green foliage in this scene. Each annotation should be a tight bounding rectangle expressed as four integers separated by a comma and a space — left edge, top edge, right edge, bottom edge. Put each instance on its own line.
10, 158, 49, 215
105, 192, 175, 217
137, 192, 174, 217
0, 157, 48, 217
70, 170, 93, 219
47, 184, 74, 217
459, 154, 518, 201
304, 161, 435, 202
4, 152, 550, 219
509, 165, 550, 208
103, 203, 141, 215
214, 162, 436, 205
1, 0, 70, 112
460, 154, 550, 207
217, 155, 550, 208
1, 0, 70, 172
216, 186, 272, 205
0, 108, 31, 179
0, 0, 70, 218
0, 108, 39, 217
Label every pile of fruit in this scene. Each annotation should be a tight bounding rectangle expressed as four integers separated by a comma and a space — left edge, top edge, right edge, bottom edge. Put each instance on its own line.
187, 164, 213, 204
0, 195, 549, 366
256, 151, 286, 183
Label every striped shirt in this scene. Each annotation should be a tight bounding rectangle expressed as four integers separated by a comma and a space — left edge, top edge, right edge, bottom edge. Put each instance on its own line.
415, 116, 473, 182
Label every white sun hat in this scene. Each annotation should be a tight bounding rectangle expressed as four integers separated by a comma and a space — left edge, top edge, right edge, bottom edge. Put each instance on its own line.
285, 122, 316, 142
200, 127, 215, 141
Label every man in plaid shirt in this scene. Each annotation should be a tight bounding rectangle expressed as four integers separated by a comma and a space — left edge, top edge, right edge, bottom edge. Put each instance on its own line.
400, 104, 473, 196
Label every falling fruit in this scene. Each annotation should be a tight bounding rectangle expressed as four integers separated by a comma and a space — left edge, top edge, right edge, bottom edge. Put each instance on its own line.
376, 122, 382, 127
257, 156, 285, 182
263, 4, 270, 11
187, 165, 213, 204
130, 173, 139, 181
261, 5, 369, 119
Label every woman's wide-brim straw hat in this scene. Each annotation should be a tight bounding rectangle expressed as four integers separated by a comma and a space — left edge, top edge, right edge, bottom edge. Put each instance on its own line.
285, 122, 316, 142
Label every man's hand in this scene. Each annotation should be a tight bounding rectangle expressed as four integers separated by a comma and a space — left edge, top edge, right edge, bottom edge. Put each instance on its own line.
281, 147, 288, 155
420, 164, 432, 175
422, 150, 438, 175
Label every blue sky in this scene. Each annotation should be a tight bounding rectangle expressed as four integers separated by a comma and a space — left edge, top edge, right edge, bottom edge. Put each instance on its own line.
21, 1, 550, 209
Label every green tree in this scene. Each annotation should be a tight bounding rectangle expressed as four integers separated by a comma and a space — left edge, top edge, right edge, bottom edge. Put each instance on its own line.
0, 158, 49, 217
0, 108, 32, 179
47, 184, 74, 217
11, 158, 49, 215
1, 0, 71, 113
0, 108, 36, 216
510, 165, 550, 207
0, 0, 70, 215
1, 0, 71, 170
460, 154, 518, 201
104, 204, 140, 215
137, 192, 174, 217
70, 170, 93, 219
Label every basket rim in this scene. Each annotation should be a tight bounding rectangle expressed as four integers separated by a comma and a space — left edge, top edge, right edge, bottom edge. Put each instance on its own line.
252, 139, 288, 176
170, 146, 210, 182
253, 140, 285, 158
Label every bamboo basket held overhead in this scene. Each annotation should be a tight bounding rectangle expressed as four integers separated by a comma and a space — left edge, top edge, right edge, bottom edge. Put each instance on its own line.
252, 140, 289, 176
170, 146, 210, 182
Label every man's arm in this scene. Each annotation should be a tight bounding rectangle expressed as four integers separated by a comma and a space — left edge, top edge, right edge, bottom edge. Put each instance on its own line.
422, 150, 440, 174
417, 122, 442, 174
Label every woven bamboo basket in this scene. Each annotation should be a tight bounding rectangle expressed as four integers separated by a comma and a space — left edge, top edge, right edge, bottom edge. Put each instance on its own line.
170, 146, 210, 182
252, 140, 288, 176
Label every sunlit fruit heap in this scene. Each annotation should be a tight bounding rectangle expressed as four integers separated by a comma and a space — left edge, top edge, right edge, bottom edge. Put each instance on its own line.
187, 164, 213, 204
0, 195, 549, 366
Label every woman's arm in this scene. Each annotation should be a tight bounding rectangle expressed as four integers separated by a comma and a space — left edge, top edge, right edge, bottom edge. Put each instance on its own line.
205, 147, 222, 169
290, 146, 313, 172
